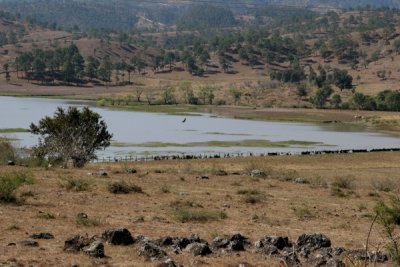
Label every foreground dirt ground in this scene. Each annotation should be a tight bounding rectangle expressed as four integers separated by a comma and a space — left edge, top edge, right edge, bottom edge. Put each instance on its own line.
0, 152, 399, 266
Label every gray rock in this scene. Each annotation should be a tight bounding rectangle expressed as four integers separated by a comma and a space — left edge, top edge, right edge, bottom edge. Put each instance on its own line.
212, 236, 230, 248
126, 168, 137, 174
294, 177, 309, 184
281, 251, 301, 267
250, 169, 265, 177
326, 259, 345, 267
20, 240, 39, 247
346, 249, 388, 263
77, 213, 88, 220
30, 233, 54, 239
185, 242, 212, 256
260, 244, 279, 256
257, 235, 291, 250
83, 241, 105, 258
64, 235, 94, 253
102, 228, 134, 245
296, 233, 331, 251
138, 241, 166, 261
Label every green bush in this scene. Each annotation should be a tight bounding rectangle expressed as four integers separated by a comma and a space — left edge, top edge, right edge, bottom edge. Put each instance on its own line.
62, 178, 91, 192
170, 200, 226, 223
0, 171, 34, 203
107, 181, 142, 194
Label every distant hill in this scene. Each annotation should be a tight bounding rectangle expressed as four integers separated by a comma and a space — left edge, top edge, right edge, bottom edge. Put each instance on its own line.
1, 0, 400, 33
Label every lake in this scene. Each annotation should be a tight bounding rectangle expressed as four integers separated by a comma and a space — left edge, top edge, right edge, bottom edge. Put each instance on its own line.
0, 96, 399, 159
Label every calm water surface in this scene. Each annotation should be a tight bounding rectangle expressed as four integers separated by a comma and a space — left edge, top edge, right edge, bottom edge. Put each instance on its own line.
0, 96, 399, 158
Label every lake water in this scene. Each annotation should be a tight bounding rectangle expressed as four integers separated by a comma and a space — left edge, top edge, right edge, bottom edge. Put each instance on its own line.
0, 96, 399, 158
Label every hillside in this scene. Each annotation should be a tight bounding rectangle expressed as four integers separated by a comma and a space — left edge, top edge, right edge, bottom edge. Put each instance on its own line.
0, 6, 400, 114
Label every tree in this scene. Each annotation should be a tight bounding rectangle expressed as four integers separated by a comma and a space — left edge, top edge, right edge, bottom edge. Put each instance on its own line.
333, 69, 353, 90
85, 56, 100, 81
229, 86, 242, 105
3, 63, 10, 83
30, 107, 112, 168
312, 84, 333, 108
331, 94, 342, 108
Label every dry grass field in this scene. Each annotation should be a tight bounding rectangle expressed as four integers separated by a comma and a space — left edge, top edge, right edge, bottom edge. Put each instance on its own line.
1, 151, 399, 266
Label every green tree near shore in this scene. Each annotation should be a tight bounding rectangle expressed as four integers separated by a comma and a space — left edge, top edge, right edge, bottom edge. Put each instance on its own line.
30, 107, 112, 168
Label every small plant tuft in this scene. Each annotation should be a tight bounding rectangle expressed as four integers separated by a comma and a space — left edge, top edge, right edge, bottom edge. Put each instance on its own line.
108, 181, 143, 194
76, 216, 101, 227
237, 189, 266, 204
62, 178, 91, 192
170, 200, 226, 223
292, 205, 315, 220
160, 184, 170, 193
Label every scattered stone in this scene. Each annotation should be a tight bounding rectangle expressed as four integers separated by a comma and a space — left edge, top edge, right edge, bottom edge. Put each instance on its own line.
83, 241, 105, 258
185, 242, 212, 256
346, 249, 388, 263
229, 234, 248, 251
212, 236, 230, 249
70, 265, 79, 267
296, 233, 331, 251
138, 241, 166, 261
262, 244, 280, 256
64, 235, 94, 253
196, 175, 209, 179
77, 213, 88, 220
7, 242, 16, 246
157, 236, 175, 246
332, 247, 346, 256
256, 236, 291, 250
250, 169, 265, 177
98, 171, 108, 177
30, 233, 54, 239
178, 192, 189, 196
7, 160, 15, 166
326, 259, 345, 267
158, 259, 183, 267
126, 168, 137, 174
294, 177, 309, 184
19, 240, 39, 247
281, 251, 301, 267
102, 228, 135, 245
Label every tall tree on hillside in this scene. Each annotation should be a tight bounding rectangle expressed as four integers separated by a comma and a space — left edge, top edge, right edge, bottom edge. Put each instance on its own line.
3, 63, 10, 83
85, 56, 100, 81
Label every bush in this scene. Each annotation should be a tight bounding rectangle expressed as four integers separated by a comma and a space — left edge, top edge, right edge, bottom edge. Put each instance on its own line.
332, 175, 355, 189
107, 181, 142, 194
62, 178, 91, 192
0, 171, 34, 203
170, 200, 227, 223
237, 189, 266, 204
371, 178, 396, 192
0, 140, 16, 164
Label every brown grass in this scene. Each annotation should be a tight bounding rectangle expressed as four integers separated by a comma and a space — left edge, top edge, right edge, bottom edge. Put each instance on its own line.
0, 152, 399, 266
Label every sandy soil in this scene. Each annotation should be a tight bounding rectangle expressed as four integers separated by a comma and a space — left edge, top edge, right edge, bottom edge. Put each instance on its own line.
0, 152, 399, 266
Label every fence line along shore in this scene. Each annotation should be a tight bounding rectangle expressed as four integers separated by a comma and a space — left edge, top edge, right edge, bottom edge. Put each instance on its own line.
92, 147, 400, 163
